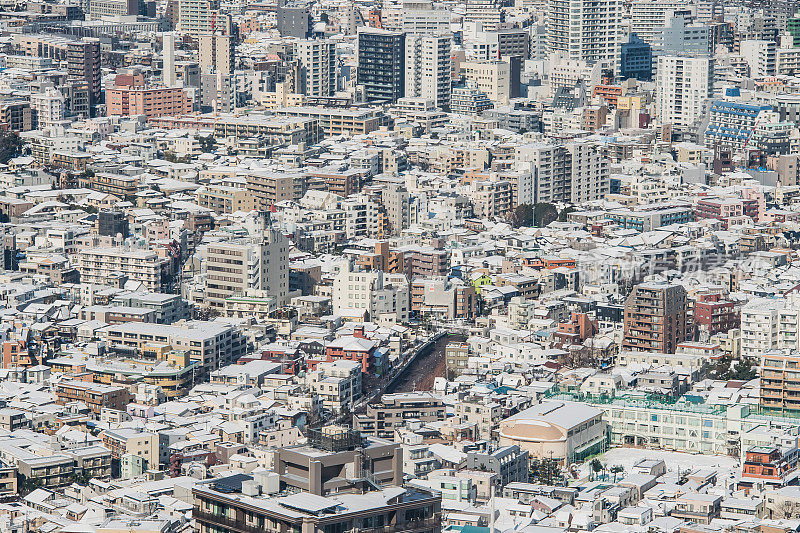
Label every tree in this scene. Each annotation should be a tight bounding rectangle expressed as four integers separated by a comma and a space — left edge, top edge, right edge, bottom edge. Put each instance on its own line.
591, 458, 603, 481
533, 203, 558, 227
20, 476, 43, 496
709, 354, 757, 381
510, 204, 534, 227
531, 457, 561, 485
558, 206, 576, 222
730, 357, 757, 381
199, 135, 216, 153
0, 131, 22, 164
610, 464, 624, 483
709, 353, 733, 380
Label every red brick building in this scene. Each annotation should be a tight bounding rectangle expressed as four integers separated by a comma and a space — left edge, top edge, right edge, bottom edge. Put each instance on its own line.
695, 197, 758, 229
693, 291, 739, 336
106, 74, 192, 119
324, 336, 377, 373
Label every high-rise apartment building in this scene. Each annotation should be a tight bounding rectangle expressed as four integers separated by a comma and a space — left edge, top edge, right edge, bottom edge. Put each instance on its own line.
78, 248, 174, 292
30, 87, 65, 129
401, 0, 450, 34
18, 36, 101, 113
405, 34, 452, 109
547, 0, 621, 68
204, 227, 289, 309
622, 281, 690, 353
630, 0, 690, 45
332, 268, 410, 323
655, 56, 713, 130
178, 0, 231, 36
566, 139, 610, 204
199, 33, 235, 74
740, 39, 777, 77
761, 351, 800, 414
741, 296, 800, 359
461, 60, 511, 104
514, 141, 610, 204
296, 39, 337, 97
357, 28, 406, 103
245, 171, 307, 208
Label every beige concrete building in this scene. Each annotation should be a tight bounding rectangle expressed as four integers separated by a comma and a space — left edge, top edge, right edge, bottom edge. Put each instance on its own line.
78, 248, 173, 292
461, 60, 511, 104
499, 400, 606, 465
196, 184, 257, 213
204, 228, 289, 309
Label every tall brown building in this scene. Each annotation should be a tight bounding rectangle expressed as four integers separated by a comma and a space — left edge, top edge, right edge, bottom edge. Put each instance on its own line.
761, 352, 800, 414
622, 281, 690, 353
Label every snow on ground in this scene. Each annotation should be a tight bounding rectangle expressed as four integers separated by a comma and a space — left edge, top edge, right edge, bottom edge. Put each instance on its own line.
594, 447, 739, 476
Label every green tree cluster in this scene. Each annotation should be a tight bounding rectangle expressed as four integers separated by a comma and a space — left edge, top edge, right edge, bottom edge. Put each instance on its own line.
709, 354, 757, 381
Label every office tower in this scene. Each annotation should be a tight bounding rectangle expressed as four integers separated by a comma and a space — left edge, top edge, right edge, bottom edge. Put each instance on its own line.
630, 0, 690, 45
547, 0, 621, 68
296, 39, 337, 97
357, 28, 406, 103
405, 34, 451, 109
788, 14, 800, 47
473, 28, 531, 61
465, 0, 504, 30
740, 39, 777, 77
199, 33, 235, 74
621, 34, 653, 80
163, 32, 176, 86
655, 56, 713, 130
622, 281, 690, 353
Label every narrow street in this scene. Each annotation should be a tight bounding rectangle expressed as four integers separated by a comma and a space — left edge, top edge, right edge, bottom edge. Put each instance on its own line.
387, 333, 467, 394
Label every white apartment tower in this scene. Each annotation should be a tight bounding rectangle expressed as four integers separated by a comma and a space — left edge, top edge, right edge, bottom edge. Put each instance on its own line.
740, 39, 777, 78
741, 296, 800, 358
566, 140, 610, 204
547, 0, 621, 68
31, 87, 65, 129
630, 0, 691, 45
296, 39, 337, 97
655, 56, 713, 130
178, 0, 231, 36
405, 34, 452, 109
